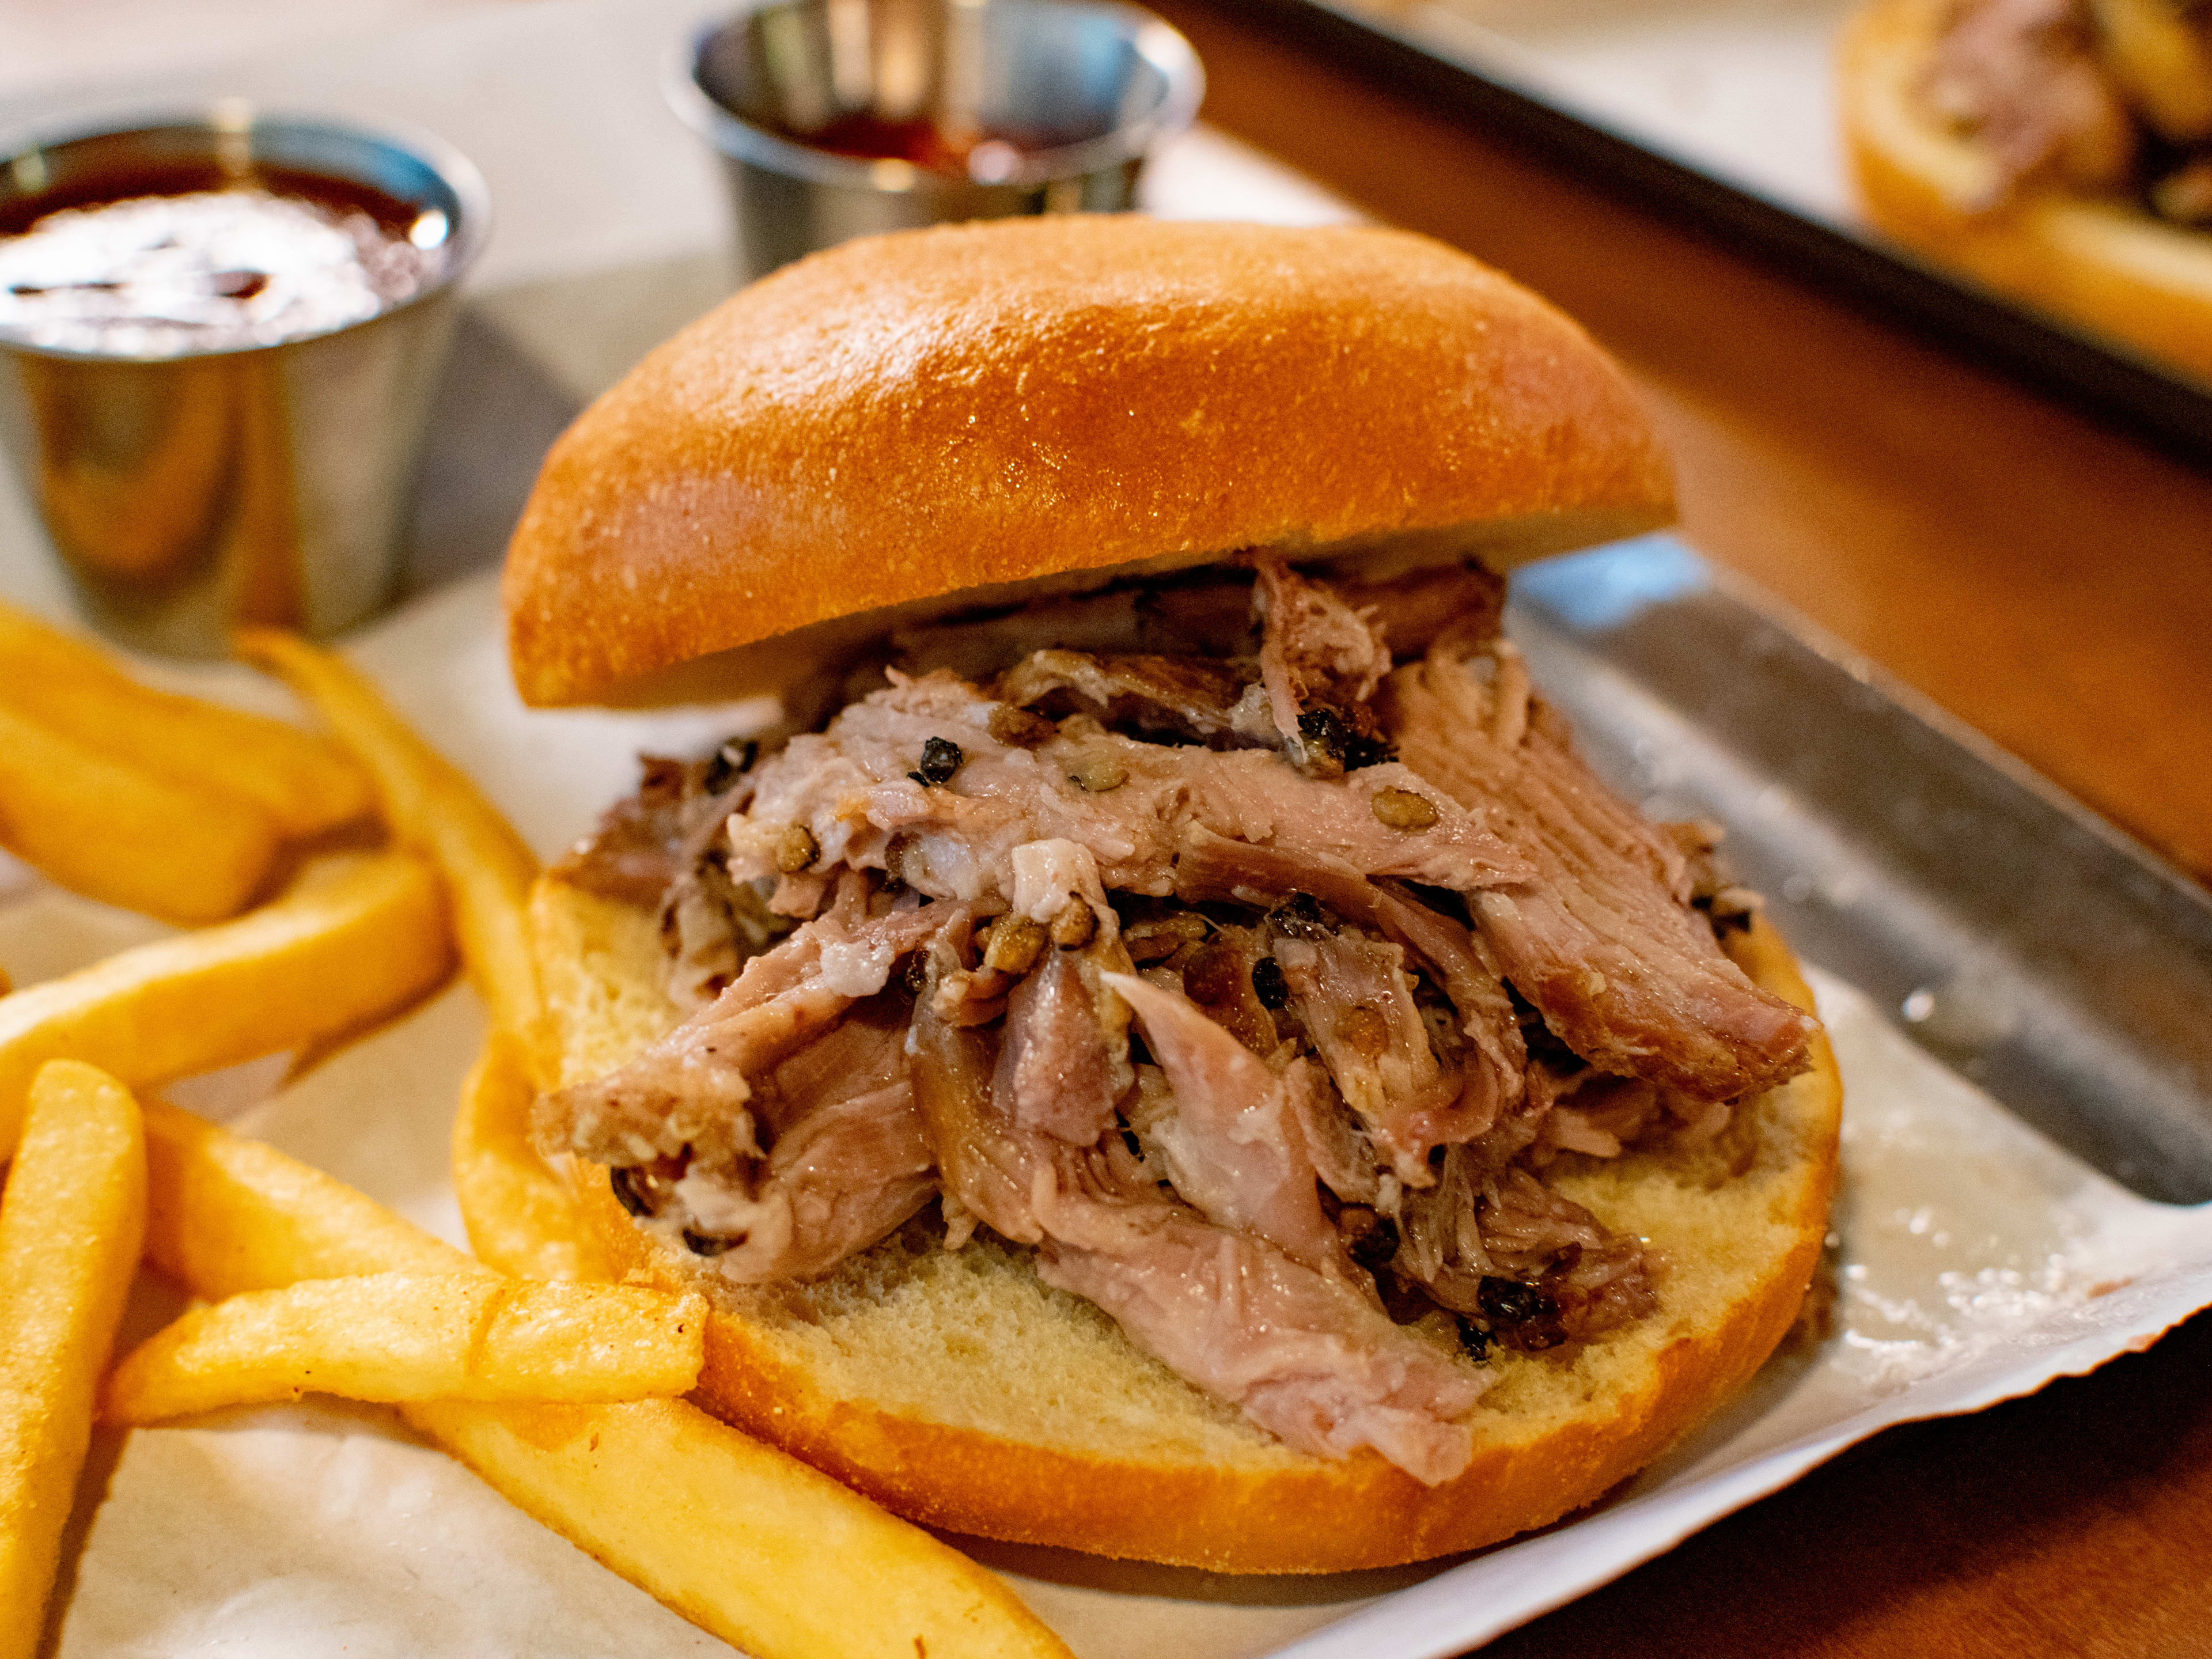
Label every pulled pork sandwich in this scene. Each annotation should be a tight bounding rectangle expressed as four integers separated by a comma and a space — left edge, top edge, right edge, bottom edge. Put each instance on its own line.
1843, 0, 2212, 378
505, 217, 1842, 1574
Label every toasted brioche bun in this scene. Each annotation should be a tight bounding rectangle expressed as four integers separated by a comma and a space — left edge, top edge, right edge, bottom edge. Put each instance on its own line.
1842, 0, 2212, 380
502, 217, 1675, 709
530, 874, 1841, 1574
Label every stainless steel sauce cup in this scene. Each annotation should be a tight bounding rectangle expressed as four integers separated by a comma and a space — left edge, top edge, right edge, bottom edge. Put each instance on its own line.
669, 0, 1202, 281
0, 107, 488, 658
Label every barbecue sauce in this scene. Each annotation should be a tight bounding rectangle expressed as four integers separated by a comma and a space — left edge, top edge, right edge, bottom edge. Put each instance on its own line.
778, 112, 1070, 181
0, 162, 448, 355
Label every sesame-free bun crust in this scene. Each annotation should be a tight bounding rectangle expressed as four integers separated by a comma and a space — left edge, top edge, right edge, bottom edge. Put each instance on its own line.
1842, 0, 2212, 381
503, 218, 1675, 707
532, 876, 1841, 1573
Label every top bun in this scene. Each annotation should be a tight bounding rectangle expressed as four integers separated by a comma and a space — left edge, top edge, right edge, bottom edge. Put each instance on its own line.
503, 216, 1675, 707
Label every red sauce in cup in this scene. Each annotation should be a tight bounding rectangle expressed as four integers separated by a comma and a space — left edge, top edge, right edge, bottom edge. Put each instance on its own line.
782, 112, 1071, 182
0, 165, 447, 356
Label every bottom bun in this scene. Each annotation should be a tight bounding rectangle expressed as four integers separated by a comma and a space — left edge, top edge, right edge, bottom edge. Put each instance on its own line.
1841, 0, 2212, 382
532, 877, 1842, 1574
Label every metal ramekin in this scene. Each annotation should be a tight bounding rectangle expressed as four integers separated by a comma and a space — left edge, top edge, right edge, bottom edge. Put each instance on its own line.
0, 105, 490, 657
668, 0, 1202, 281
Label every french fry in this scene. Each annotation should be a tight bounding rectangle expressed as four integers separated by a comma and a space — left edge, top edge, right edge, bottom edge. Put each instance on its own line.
103, 1273, 706, 1423
143, 1097, 467, 1293
0, 601, 374, 838
411, 1396, 1075, 1659
141, 1101, 1074, 1659
233, 628, 543, 1047
0, 853, 449, 1160
230, 632, 599, 1276
453, 1029, 610, 1281
0, 702, 279, 924
0, 1062, 146, 1659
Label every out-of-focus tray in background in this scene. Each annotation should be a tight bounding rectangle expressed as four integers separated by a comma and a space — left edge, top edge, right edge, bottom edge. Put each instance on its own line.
1239, 0, 2212, 468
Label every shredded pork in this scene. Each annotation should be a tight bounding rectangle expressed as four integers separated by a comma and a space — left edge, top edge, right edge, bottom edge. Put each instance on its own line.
1924, 0, 2212, 222
541, 556, 1816, 1484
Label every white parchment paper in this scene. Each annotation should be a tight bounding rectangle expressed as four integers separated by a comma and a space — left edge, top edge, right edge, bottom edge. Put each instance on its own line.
3, 571, 2206, 1659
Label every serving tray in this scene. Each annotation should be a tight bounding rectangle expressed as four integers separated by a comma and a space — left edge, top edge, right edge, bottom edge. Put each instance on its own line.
4, 248, 2209, 1659
1236, 0, 2212, 470
111, 277, 2196, 1659
3, 2, 2210, 1649
1510, 538, 2212, 1205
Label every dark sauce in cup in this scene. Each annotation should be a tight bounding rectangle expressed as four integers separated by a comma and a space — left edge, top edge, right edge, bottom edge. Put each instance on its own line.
0, 164, 449, 356
779, 112, 1073, 182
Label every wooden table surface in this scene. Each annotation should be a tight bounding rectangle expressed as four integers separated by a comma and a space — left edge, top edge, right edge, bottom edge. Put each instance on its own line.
1142, 2, 2212, 1653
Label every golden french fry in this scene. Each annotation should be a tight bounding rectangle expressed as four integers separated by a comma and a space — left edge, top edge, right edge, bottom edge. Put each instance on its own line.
0, 854, 450, 1160
453, 1030, 610, 1281
0, 601, 374, 838
0, 702, 279, 924
143, 1097, 467, 1294
412, 1395, 1074, 1659
233, 628, 543, 1049
103, 1273, 706, 1423
226, 633, 597, 1283
141, 1103, 1074, 1659
0, 1062, 146, 1659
